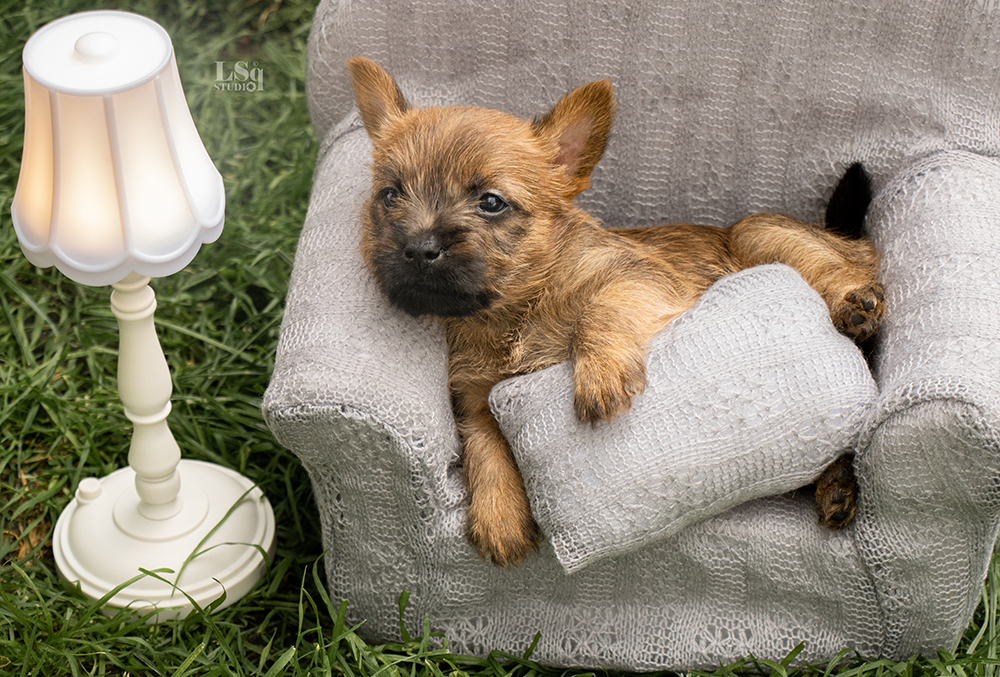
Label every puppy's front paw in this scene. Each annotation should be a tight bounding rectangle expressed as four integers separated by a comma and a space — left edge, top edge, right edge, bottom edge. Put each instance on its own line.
815, 455, 858, 529
573, 352, 646, 424
466, 485, 540, 567
833, 283, 885, 342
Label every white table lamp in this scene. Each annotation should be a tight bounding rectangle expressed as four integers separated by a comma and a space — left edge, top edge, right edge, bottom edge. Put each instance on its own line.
12, 10, 276, 621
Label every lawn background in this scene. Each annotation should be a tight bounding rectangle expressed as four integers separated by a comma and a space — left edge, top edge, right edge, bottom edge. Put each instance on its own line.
1, 0, 999, 675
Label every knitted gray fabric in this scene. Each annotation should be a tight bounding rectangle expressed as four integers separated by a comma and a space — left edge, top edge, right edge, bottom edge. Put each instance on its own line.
262, 0, 1000, 669
490, 265, 877, 573
852, 151, 1000, 658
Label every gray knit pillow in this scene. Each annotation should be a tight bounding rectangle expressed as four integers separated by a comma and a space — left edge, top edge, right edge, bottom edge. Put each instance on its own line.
490, 264, 878, 573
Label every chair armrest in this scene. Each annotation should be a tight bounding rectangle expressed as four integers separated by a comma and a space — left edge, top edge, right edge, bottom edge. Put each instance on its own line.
854, 150, 1000, 657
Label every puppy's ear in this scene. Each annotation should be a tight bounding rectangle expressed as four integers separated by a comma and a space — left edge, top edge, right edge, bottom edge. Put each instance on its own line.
532, 80, 615, 196
347, 57, 410, 140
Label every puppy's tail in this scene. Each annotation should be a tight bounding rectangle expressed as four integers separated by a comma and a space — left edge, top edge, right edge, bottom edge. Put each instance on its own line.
824, 162, 872, 239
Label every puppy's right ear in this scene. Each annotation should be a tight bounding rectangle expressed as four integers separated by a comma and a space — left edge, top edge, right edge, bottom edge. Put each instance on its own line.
532, 79, 615, 198
347, 57, 409, 140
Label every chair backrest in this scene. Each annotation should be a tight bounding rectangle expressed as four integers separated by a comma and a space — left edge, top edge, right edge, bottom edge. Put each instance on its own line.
305, 0, 1000, 229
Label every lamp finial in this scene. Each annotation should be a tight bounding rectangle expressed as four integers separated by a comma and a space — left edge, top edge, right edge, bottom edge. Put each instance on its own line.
74, 31, 119, 63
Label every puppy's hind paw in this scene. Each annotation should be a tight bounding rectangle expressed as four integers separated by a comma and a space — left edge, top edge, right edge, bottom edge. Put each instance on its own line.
834, 283, 885, 342
815, 455, 858, 529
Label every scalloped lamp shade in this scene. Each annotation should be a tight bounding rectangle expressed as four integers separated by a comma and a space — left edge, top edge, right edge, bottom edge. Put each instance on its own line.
12, 10, 224, 287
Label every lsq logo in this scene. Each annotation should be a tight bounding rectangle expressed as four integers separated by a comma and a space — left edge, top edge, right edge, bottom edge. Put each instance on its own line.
214, 61, 264, 92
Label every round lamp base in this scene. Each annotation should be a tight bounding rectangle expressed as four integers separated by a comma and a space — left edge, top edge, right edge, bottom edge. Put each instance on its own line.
53, 459, 276, 622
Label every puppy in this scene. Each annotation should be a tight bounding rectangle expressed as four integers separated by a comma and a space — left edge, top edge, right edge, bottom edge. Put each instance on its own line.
347, 57, 884, 566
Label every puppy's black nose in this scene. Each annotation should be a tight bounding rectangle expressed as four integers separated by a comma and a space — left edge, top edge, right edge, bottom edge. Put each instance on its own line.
403, 235, 444, 268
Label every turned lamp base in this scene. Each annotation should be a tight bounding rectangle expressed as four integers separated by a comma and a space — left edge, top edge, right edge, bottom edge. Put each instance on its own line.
53, 459, 275, 621
48, 274, 276, 620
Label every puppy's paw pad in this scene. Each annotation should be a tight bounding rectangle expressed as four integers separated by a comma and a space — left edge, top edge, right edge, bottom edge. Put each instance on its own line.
815, 455, 858, 530
835, 283, 885, 342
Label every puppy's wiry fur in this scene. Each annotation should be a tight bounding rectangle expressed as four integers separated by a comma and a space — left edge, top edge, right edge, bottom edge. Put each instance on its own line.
348, 57, 884, 566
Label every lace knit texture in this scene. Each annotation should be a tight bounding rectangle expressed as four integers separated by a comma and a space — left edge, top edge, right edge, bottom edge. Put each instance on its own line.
263, 0, 1000, 669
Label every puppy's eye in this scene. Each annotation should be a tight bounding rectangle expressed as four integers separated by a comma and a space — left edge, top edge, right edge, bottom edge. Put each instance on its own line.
381, 187, 401, 210
477, 193, 508, 215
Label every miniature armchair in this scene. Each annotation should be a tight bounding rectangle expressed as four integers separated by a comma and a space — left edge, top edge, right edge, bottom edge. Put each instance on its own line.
263, 0, 1000, 669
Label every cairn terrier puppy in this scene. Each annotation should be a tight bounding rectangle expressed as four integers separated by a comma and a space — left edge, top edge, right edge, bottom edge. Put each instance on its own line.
347, 56, 884, 566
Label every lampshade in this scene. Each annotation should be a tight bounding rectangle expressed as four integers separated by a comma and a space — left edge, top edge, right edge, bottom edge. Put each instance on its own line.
12, 10, 225, 287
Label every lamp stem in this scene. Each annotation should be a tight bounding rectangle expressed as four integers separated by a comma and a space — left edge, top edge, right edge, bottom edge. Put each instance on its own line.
111, 272, 182, 520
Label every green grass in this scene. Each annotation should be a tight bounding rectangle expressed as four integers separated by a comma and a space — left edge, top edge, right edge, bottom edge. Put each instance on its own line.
2, 0, 1000, 675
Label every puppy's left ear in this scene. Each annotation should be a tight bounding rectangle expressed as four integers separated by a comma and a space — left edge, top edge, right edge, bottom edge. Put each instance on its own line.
532, 79, 615, 196
347, 56, 410, 140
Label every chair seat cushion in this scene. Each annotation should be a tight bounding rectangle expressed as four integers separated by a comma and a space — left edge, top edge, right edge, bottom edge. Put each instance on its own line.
490, 264, 878, 572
